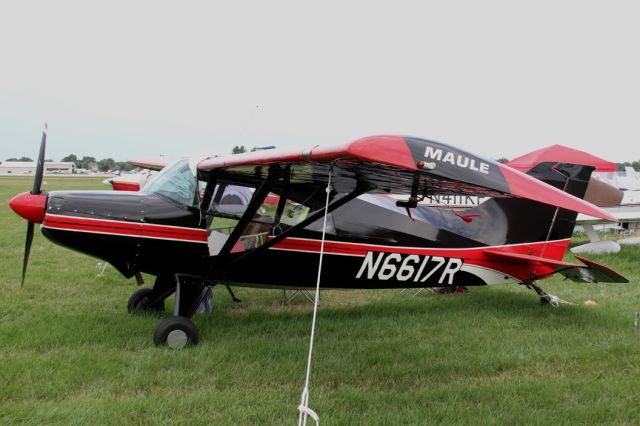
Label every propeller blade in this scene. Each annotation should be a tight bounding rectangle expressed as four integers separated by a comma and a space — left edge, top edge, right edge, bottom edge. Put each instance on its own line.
32, 123, 47, 195
21, 221, 35, 288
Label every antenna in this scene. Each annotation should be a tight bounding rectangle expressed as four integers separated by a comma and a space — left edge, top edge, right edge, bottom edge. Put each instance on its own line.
235, 104, 260, 145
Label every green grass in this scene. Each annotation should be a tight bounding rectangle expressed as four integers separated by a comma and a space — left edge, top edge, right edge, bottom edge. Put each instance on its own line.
1, 176, 640, 425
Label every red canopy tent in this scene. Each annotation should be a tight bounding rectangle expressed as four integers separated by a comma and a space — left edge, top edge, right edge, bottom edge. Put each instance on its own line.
506, 144, 617, 172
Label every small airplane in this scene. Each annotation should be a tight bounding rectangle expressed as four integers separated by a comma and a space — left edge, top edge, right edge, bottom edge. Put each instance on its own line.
103, 169, 156, 191
102, 157, 173, 191
576, 166, 640, 250
9, 125, 627, 349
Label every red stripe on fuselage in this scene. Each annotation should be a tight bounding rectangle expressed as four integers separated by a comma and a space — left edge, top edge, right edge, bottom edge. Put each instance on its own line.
43, 214, 208, 243
272, 237, 569, 258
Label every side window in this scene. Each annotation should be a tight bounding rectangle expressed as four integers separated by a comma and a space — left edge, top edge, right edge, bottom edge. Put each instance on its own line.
206, 184, 310, 256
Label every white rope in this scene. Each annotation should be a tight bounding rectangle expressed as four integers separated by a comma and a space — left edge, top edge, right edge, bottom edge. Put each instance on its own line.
297, 166, 333, 426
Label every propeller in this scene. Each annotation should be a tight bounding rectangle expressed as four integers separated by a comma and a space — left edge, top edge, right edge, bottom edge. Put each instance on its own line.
22, 222, 35, 287
32, 124, 47, 195
20, 123, 47, 287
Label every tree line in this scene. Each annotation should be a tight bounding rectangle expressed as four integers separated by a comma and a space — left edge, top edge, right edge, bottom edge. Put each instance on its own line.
4, 155, 135, 172
5, 147, 249, 172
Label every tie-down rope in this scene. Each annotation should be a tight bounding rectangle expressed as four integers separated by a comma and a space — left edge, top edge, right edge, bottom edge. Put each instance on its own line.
297, 165, 333, 426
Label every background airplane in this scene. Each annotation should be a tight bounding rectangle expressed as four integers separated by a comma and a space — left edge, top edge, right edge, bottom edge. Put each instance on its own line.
574, 166, 640, 253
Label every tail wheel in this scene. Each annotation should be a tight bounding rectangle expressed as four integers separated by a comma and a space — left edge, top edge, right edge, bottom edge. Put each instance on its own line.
128, 288, 165, 313
153, 316, 199, 348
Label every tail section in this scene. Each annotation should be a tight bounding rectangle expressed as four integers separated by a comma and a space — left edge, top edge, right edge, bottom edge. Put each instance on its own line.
413, 161, 598, 247
415, 145, 621, 248
505, 161, 597, 242
409, 144, 627, 283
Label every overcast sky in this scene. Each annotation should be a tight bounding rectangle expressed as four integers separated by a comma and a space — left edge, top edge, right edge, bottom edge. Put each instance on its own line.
1, 1, 638, 163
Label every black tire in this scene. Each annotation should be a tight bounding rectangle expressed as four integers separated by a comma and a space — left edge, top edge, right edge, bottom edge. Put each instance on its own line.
127, 288, 165, 314
153, 316, 199, 348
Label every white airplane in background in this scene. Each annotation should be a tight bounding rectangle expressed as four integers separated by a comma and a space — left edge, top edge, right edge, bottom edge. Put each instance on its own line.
595, 166, 640, 192
574, 167, 640, 254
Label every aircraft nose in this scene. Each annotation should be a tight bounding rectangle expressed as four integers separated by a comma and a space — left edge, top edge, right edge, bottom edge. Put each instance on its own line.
9, 192, 47, 223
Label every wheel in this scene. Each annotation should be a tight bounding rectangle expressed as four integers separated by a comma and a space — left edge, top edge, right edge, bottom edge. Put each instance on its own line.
153, 316, 199, 348
127, 288, 165, 314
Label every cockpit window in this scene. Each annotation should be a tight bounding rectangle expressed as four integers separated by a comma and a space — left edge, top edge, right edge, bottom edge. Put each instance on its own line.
206, 183, 311, 256
141, 159, 197, 206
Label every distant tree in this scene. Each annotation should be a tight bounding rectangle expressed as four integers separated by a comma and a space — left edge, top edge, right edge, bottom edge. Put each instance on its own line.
616, 161, 640, 172
496, 157, 510, 164
6, 156, 34, 161
116, 161, 135, 172
232, 145, 246, 154
97, 158, 117, 172
45, 158, 53, 162
78, 156, 96, 170
61, 154, 78, 163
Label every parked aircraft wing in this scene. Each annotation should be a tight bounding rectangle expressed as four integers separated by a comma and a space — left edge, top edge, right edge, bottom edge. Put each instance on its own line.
506, 144, 617, 173
128, 158, 168, 171
198, 135, 616, 221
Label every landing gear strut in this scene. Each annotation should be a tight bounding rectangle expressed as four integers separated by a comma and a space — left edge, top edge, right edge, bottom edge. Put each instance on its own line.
525, 282, 574, 307
153, 274, 210, 348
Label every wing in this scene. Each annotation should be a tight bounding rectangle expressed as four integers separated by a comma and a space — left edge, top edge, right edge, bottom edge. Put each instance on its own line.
198, 135, 616, 221
577, 206, 640, 226
128, 158, 168, 171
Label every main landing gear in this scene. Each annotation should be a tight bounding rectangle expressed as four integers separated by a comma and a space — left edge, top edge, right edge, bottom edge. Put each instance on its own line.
135, 274, 210, 349
127, 274, 204, 348
127, 288, 166, 313
127, 274, 176, 314
128, 275, 240, 348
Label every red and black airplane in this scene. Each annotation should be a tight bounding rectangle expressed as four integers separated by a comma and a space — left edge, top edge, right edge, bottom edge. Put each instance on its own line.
9, 126, 627, 348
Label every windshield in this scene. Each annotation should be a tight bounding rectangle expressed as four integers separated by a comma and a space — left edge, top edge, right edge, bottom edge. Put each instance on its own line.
141, 159, 197, 206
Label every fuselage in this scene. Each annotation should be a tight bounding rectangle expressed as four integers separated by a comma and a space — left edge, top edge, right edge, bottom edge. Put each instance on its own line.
38, 188, 569, 289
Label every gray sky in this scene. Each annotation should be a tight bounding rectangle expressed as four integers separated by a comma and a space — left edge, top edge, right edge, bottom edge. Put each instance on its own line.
1, 1, 638, 163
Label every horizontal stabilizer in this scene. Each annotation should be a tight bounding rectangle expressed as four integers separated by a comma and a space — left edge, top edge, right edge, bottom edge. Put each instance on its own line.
484, 249, 628, 283
565, 255, 629, 283
484, 249, 578, 268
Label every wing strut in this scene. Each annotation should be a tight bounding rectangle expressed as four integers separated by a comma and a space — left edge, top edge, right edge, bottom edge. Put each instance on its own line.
224, 182, 369, 272
543, 166, 571, 242
297, 165, 333, 426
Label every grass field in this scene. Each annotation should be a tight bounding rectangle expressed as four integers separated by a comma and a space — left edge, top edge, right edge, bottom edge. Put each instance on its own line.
1, 176, 640, 425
